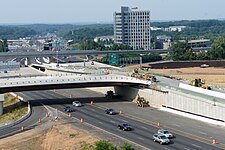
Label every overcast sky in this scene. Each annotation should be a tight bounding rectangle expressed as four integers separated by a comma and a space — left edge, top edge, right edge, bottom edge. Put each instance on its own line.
0, 0, 224, 24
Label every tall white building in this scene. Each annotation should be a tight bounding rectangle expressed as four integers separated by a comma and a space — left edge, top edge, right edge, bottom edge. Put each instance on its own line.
114, 6, 151, 50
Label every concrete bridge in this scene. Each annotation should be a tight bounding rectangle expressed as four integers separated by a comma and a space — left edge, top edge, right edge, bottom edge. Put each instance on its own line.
0, 74, 151, 115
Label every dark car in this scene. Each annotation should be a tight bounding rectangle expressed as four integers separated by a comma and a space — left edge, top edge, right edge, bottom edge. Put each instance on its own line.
63, 106, 75, 112
105, 108, 116, 115
117, 123, 132, 131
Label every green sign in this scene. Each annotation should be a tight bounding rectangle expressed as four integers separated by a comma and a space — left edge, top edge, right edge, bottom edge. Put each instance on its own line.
108, 54, 119, 65
56, 41, 60, 46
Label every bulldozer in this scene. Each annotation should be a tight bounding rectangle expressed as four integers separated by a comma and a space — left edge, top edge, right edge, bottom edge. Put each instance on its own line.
131, 68, 157, 82
142, 73, 157, 82
136, 96, 149, 107
190, 78, 211, 90
131, 68, 142, 79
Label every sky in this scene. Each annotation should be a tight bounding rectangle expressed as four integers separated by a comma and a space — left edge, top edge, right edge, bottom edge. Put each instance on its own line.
0, 0, 225, 24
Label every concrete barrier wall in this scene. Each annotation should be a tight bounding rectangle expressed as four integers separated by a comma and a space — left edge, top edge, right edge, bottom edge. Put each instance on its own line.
75, 86, 225, 121
164, 89, 225, 121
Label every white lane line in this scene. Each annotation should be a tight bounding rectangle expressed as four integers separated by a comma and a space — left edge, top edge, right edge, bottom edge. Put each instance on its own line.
121, 119, 127, 122
80, 109, 85, 112
94, 115, 99, 117
91, 108, 96, 111
137, 137, 145, 141
141, 126, 148, 130
191, 144, 201, 148
163, 147, 170, 150
98, 121, 103, 124
110, 120, 116, 123
184, 147, 190, 150
198, 131, 207, 135
173, 124, 181, 127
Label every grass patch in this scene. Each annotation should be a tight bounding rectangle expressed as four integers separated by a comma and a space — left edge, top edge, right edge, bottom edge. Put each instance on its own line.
0, 93, 28, 125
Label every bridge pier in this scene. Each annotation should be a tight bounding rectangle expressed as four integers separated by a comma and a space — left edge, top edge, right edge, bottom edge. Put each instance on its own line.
0, 94, 4, 115
114, 86, 139, 101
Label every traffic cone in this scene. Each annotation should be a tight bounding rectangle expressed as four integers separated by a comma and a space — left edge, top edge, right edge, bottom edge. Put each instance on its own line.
91, 101, 93, 105
119, 110, 122, 114
212, 138, 216, 144
21, 126, 24, 131
80, 118, 84, 123
157, 122, 160, 128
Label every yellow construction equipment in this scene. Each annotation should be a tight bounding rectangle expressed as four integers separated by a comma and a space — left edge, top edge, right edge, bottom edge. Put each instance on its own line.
136, 96, 149, 107
142, 73, 157, 82
131, 68, 157, 82
190, 78, 211, 90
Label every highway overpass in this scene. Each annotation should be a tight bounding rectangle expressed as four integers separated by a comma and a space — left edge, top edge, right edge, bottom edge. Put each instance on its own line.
0, 47, 211, 59
0, 74, 151, 115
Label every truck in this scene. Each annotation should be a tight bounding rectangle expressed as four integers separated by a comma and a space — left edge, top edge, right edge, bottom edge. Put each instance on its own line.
105, 90, 120, 99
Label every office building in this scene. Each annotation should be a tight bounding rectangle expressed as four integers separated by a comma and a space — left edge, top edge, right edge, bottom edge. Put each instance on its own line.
114, 6, 151, 50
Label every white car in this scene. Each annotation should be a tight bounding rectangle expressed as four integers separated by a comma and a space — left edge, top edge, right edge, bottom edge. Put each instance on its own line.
157, 129, 173, 138
72, 101, 82, 107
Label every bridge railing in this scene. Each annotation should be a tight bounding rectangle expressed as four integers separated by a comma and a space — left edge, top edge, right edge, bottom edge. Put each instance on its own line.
0, 75, 151, 88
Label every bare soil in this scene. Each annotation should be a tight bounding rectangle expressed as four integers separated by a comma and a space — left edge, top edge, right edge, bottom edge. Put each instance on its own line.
0, 121, 98, 150
150, 67, 225, 88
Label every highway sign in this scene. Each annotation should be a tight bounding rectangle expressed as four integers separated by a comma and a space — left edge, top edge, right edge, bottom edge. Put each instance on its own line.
108, 54, 119, 65
56, 41, 60, 47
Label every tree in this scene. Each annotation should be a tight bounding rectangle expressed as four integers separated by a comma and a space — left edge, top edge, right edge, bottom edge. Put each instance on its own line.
170, 41, 194, 60
94, 140, 117, 150
209, 36, 225, 59
0, 39, 8, 52
120, 143, 134, 150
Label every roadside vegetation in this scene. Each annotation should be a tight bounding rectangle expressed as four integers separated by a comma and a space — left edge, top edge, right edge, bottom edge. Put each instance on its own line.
81, 140, 134, 150
0, 94, 28, 125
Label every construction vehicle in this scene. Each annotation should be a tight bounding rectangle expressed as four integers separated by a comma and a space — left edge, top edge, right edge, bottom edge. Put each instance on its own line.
105, 90, 120, 99
136, 96, 149, 107
142, 73, 157, 82
190, 78, 211, 90
131, 68, 142, 79
131, 68, 157, 82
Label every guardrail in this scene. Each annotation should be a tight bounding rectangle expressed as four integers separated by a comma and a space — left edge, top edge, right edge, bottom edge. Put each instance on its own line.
0, 75, 151, 88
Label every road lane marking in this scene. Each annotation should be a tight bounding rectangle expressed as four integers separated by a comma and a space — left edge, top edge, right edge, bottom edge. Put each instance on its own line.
198, 131, 207, 135
191, 144, 201, 148
110, 120, 116, 123
184, 147, 190, 150
91, 108, 96, 111
173, 124, 181, 127
98, 121, 103, 124
137, 137, 144, 141
94, 115, 99, 117
141, 126, 148, 130
163, 147, 170, 150
121, 119, 127, 122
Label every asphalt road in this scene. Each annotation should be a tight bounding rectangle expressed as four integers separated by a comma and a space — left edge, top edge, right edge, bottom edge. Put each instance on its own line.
0, 98, 47, 139
12, 90, 221, 150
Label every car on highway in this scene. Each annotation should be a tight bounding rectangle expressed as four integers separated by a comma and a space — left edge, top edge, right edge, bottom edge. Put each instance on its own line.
63, 106, 75, 112
105, 108, 117, 115
157, 129, 174, 138
153, 133, 170, 145
117, 123, 132, 131
72, 101, 82, 107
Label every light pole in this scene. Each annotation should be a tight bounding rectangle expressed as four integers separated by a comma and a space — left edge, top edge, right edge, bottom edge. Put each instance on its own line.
56, 50, 59, 67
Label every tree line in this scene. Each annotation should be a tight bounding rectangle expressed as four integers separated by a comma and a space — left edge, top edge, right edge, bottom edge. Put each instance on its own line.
0, 39, 8, 52
170, 36, 225, 61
